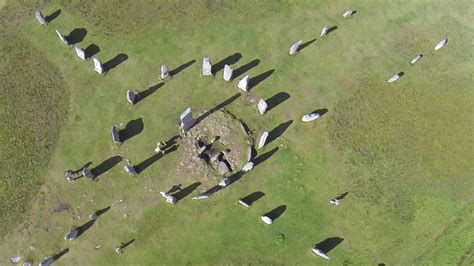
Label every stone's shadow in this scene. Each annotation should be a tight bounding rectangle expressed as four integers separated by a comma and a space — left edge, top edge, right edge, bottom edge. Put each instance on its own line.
45, 9, 61, 23
212, 53, 242, 74
240, 191, 265, 205
170, 60, 196, 76
104, 53, 128, 72
135, 82, 164, 104
171, 182, 201, 202
298, 39, 316, 52
264, 205, 286, 220
66, 28, 87, 45
51, 248, 69, 261
135, 145, 178, 173
266, 120, 293, 145
326, 26, 338, 35
163, 135, 181, 149
248, 69, 274, 90
91, 156, 122, 178
195, 93, 241, 124
335, 192, 349, 200
314, 237, 344, 254
119, 118, 144, 142
397, 71, 405, 78
84, 43, 100, 59
95, 206, 111, 216
266, 92, 290, 112
253, 147, 279, 166
232, 59, 260, 80
310, 108, 328, 116
76, 219, 96, 238
121, 239, 135, 249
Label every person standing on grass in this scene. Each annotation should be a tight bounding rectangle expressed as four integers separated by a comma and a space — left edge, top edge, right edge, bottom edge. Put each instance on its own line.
65, 170, 75, 182
155, 141, 167, 154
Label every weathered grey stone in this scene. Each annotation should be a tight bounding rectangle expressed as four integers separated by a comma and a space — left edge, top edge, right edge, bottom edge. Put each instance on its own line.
55, 30, 69, 45
219, 177, 231, 187
124, 165, 138, 176
10, 256, 21, 264
257, 99, 268, 115
257, 131, 269, 149
342, 10, 355, 17
161, 64, 170, 79
238, 75, 250, 91
238, 199, 250, 207
434, 38, 448, 51
160, 191, 176, 204
92, 57, 104, 74
74, 45, 86, 60
312, 248, 330, 259
218, 161, 230, 175
387, 73, 401, 83
320, 26, 329, 37
126, 90, 136, 104
261, 215, 273, 224
223, 64, 233, 81
302, 113, 320, 122
192, 193, 210, 200
202, 57, 212, 76
64, 229, 78, 240
410, 54, 422, 65
35, 10, 47, 25
39, 256, 55, 266
180, 107, 196, 132
242, 161, 254, 172
289, 40, 302, 55
247, 145, 254, 162
111, 125, 121, 143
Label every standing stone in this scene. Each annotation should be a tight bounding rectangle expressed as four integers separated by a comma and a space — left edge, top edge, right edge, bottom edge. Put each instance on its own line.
218, 161, 230, 175
126, 90, 136, 104
92, 57, 104, 74
387, 73, 401, 83
219, 177, 231, 187
302, 112, 321, 122
124, 164, 138, 176
161, 64, 170, 79
180, 107, 196, 132
64, 229, 78, 240
434, 38, 448, 51
410, 54, 422, 65
242, 161, 254, 172
160, 191, 176, 204
342, 10, 355, 17
261, 215, 273, 224
312, 248, 330, 259
74, 45, 86, 60
55, 30, 69, 45
35, 10, 47, 25
238, 75, 250, 91
257, 99, 268, 115
247, 145, 254, 162
111, 125, 121, 143
257, 131, 269, 149
202, 57, 212, 76
223, 64, 233, 81
82, 167, 95, 180
320, 26, 329, 37
192, 193, 210, 200
289, 40, 303, 55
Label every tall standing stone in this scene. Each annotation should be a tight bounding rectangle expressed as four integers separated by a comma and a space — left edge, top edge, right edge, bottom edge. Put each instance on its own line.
111, 125, 121, 143
387, 73, 401, 83
410, 54, 422, 65
161, 64, 170, 79
35, 10, 47, 25
180, 107, 196, 132
434, 39, 448, 51
202, 57, 212, 76
257, 99, 268, 115
257, 131, 269, 149
223, 64, 233, 81
342, 10, 355, 17
320, 26, 329, 37
238, 75, 250, 91
126, 90, 136, 104
92, 57, 104, 74
74, 45, 86, 60
55, 30, 69, 45
289, 40, 303, 55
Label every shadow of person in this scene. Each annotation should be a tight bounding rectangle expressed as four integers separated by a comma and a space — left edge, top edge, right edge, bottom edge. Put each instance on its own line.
298, 39, 316, 52
134, 145, 178, 173
51, 248, 69, 261
91, 156, 122, 178
327, 26, 338, 35
248, 69, 274, 90
163, 135, 181, 149
212, 53, 242, 74
232, 59, 260, 80
172, 182, 201, 202
253, 147, 279, 166
264, 205, 286, 221
266, 120, 293, 145
84, 43, 100, 59
65, 28, 87, 45
74, 162, 92, 174
314, 237, 344, 254
76, 219, 96, 238
45, 9, 61, 23
135, 82, 164, 103
240, 191, 265, 206
119, 118, 144, 142
170, 60, 196, 76
335, 192, 349, 200
166, 184, 182, 194
195, 93, 241, 124
266, 92, 290, 112
103, 53, 129, 72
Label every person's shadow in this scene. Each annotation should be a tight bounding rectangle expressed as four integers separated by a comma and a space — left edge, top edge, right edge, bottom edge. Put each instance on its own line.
314, 237, 344, 254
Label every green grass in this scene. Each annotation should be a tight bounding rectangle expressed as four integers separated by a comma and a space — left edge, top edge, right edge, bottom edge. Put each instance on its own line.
0, 0, 473, 265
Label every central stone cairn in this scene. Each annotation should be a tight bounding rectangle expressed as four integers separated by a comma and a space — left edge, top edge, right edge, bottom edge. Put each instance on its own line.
176, 110, 251, 182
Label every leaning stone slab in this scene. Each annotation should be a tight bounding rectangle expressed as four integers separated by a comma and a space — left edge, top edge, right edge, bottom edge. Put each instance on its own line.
161, 64, 170, 79
247, 145, 254, 162
434, 38, 448, 51
218, 161, 231, 175
238, 75, 250, 91
160, 191, 176, 204
55, 30, 69, 45
124, 164, 138, 176
320, 26, 329, 37
35, 10, 47, 25
257, 131, 269, 149
202, 57, 212, 76
223, 64, 233, 81
312, 248, 330, 259
219, 178, 231, 187
289, 40, 302, 55
342, 10, 355, 17
126, 90, 136, 104
180, 107, 196, 132
74, 45, 86, 60
302, 113, 320, 122
261, 215, 273, 224
192, 193, 210, 200
387, 73, 401, 83
238, 199, 250, 207
410, 54, 422, 65
111, 125, 121, 143
242, 161, 254, 172
257, 99, 268, 115
64, 229, 78, 240
92, 57, 104, 74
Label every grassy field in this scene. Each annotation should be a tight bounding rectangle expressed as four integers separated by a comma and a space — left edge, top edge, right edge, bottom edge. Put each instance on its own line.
0, 0, 473, 265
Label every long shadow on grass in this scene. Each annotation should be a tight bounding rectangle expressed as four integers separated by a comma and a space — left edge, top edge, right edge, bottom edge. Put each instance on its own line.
134, 145, 178, 173
195, 93, 241, 124
263, 205, 286, 221
335, 192, 349, 200
266, 92, 290, 112
314, 237, 344, 254
309, 108, 328, 117
253, 147, 279, 166
84, 43, 100, 59
76, 219, 96, 238
240, 191, 265, 206
135, 82, 164, 104
248, 69, 274, 90
298, 39, 316, 52
266, 120, 293, 145
119, 118, 144, 142
50, 248, 69, 262
104, 53, 128, 72
66, 28, 87, 45
212, 53, 242, 74
171, 182, 201, 203
326, 26, 338, 35
45, 9, 61, 23
170, 60, 196, 76
91, 156, 122, 178
232, 59, 260, 80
